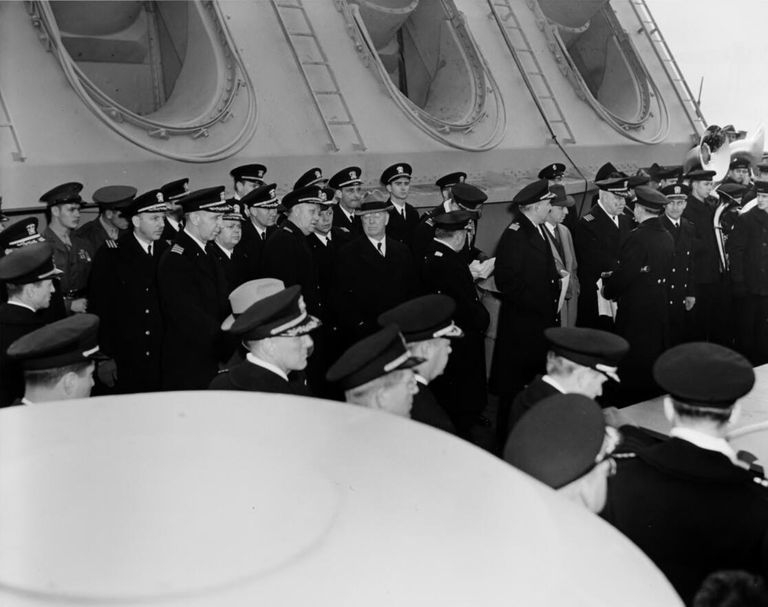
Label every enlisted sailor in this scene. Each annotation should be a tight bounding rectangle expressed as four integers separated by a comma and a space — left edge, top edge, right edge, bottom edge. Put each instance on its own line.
378, 294, 461, 434
74, 185, 135, 254
332, 190, 418, 343
721, 156, 752, 187
39, 182, 93, 316
6, 313, 106, 405
435, 171, 467, 202
537, 162, 566, 185
504, 393, 620, 513
230, 163, 267, 199
157, 186, 232, 390
380, 162, 419, 247
659, 183, 696, 345
542, 184, 579, 327
727, 180, 768, 364
603, 186, 674, 405
490, 179, 560, 442
211, 201, 251, 292
602, 343, 768, 605
88, 190, 169, 394
682, 168, 730, 345
329, 166, 364, 243
326, 324, 422, 418
0, 242, 62, 406
505, 327, 629, 436
573, 175, 634, 330
235, 182, 280, 280
210, 285, 320, 395
159, 178, 189, 243
420, 210, 490, 437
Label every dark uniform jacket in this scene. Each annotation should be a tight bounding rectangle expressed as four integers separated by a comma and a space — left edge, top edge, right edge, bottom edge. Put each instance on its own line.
262, 221, 321, 316
89, 233, 167, 393
573, 204, 633, 328
506, 375, 560, 437
602, 438, 768, 605
157, 230, 231, 390
683, 195, 720, 285
660, 215, 696, 345
332, 205, 363, 247
413, 202, 485, 264
422, 238, 490, 432
160, 217, 181, 245
333, 235, 418, 340
0, 303, 44, 407
490, 214, 559, 396
411, 378, 456, 435
728, 207, 768, 296
386, 200, 420, 248
74, 217, 124, 257
234, 220, 275, 281
603, 217, 674, 401
209, 360, 310, 396
210, 242, 252, 294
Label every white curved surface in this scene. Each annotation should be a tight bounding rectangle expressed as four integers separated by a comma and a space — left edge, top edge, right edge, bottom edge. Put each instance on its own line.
0, 392, 681, 606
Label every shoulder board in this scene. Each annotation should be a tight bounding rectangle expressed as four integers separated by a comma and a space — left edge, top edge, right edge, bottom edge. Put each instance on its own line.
340, 227, 350, 233
426, 218, 434, 227
507, 223, 520, 231
282, 226, 292, 232
171, 244, 184, 255
612, 452, 637, 460
105, 239, 118, 249
583, 214, 595, 222
433, 250, 443, 257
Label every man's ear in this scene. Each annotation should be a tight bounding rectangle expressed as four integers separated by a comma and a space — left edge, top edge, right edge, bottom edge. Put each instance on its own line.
662, 395, 675, 423
60, 371, 78, 397
728, 402, 741, 426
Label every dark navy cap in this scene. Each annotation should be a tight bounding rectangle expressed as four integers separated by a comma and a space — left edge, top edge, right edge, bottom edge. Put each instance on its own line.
717, 183, 747, 202
128, 190, 168, 215
92, 185, 137, 210
634, 186, 669, 212
39, 182, 83, 207
326, 325, 424, 390
756, 162, 768, 174
433, 210, 474, 231
730, 156, 751, 170
223, 200, 245, 222
229, 285, 321, 340
503, 394, 607, 489
453, 183, 487, 210
356, 190, 391, 215
660, 183, 691, 200
378, 294, 463, 342
230, 164, 267, 184
656, 165, 683, 180
222, 278, 285, 331
628, 173, 650, 188
380, 163, 412, 185
595, 162, 626, 182
242, 183, 279, 209
294, 168, 327, 190
7, 313, 107, 370
684, 169, 716, 182
538, 162, 566, 180
595, 177, 630, 193
329, 166, 363, 190
178, 186, 232, 213
755, 181, 768, 194
160, 178, 190, 201
282, 185, 330, 210
511, 179, 554, 206
549, 185, 575, 208
0, 218, 44, 249
0, 242, 63, 284
545, 327, 628, 382
435, 172, 467, 189
653, 342, 754, 408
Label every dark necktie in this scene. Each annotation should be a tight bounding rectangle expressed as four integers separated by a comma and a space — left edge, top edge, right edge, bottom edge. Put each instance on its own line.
377, 242, 384, 257
147, 243, 153, 258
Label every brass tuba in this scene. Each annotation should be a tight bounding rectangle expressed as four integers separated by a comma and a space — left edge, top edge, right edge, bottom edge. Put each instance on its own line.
683, 125, 731, 180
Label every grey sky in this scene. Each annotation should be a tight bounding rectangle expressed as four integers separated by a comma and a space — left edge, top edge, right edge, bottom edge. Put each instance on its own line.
648, 0, 766, 132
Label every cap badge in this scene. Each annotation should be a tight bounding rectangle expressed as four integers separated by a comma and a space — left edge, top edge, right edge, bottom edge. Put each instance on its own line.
269, 188, 276, 199
183, 183, 190, 193
674, 186, 682, 195
551, 164, 557, 170
257, 169, 264, 178
156, 192, 164, 203
26, 224, 35, 236
318, 190, 327, 202
349, 170, 357, 180
397, 166, 403, 174
314, 170, 321, 179
459, 175, 465, 182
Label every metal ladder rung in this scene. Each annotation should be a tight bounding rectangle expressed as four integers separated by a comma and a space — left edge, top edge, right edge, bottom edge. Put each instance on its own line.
327, 120, 353, 126
287, 31, 313, 37
302, 60, 328, 66
314, 90, 340, 95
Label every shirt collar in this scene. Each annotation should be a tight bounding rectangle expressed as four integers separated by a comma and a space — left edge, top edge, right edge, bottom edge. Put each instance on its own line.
183, 228, 208, 253
250, 218, 266, 238
133, 232, 152, 254
7, 299, 36, 313
598, 201, 619, 224
414, 373, 428, 386
167, 217, 181, 231
315, 231, 331, 245
99, 215, 119, 240
541, 375, 568, 393
669, 427, 737, 464
367, 235, 386, 251
246, 353, 289, 382
216, 242, 233, 259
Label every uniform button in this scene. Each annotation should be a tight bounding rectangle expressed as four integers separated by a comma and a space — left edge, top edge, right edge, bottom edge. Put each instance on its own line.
145, 309, 150, 314
669, 300, 673, 305
145, 351, 150, 356
671, 284, 675, 289
672, 268, 676, 272
145, 330, 150, 336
